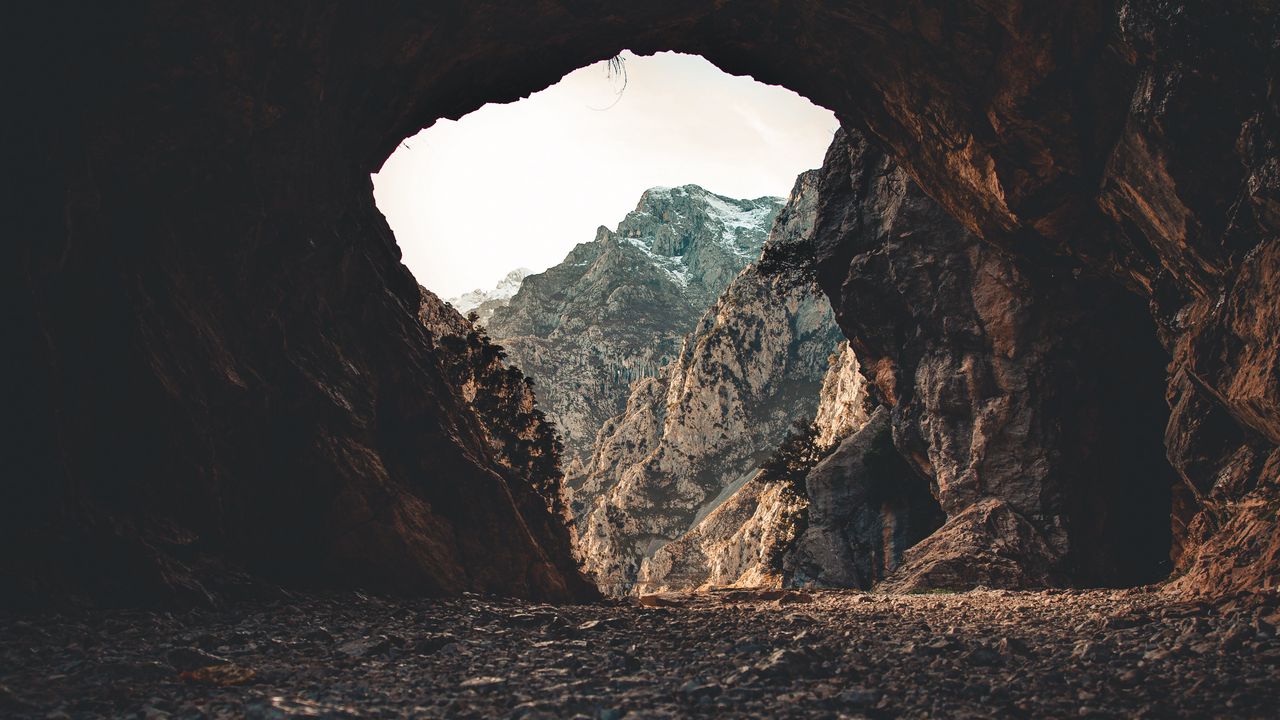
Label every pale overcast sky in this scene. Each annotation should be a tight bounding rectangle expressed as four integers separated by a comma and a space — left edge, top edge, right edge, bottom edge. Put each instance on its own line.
372, 51, 838, 299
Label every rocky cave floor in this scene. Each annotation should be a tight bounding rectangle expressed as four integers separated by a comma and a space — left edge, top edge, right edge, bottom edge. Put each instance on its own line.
2, 588, 1279, 719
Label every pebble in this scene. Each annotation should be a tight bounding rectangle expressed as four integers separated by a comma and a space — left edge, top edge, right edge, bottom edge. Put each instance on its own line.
165, 648, 229, 672
0, 589, 1277, 718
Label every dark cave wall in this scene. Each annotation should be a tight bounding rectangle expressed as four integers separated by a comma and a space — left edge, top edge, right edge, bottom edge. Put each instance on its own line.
5, 0, 1278, 601
4, 2, 616, 604
809, 130, 1177, 589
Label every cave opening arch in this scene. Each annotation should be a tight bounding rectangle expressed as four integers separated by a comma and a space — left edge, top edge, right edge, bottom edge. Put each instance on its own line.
20, 0, 1265, 604
352, 3, 1177, 590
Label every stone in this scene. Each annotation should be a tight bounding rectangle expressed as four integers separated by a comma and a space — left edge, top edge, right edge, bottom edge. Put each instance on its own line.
754, 648, 815, 679
963, 646, 1002, 666
165, 647, 230, 672
878, 499, 1063, 593
337, 636, 392, 658
302, 627, 335, 644
1117, 668, 1143, 685
178, 663, 257, 686
410, 633, 457, 655
678, 679, 722, 700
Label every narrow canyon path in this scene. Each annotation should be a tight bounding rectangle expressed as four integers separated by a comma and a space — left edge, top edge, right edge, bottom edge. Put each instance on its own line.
3, 589, 1277, 719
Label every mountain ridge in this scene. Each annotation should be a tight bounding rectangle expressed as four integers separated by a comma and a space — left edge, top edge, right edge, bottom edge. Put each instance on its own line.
485, 184, 786, 463
447, 268, 533, 323
569, 171, 846, 594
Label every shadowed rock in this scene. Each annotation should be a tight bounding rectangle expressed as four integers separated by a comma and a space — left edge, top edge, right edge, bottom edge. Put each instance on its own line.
788, 409, 944, 589
879, 498, 1064, 593
5, 0, 1277, 602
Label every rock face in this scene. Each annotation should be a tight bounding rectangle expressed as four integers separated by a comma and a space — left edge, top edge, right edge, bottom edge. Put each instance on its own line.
878, 498, 1064, 593
7, 1, 1278, 603
575, 174, 844, 595
416, 288, 587, 598
635, 340, 870, 593
787, 409, 945, 589
635, 472, 796, 594
446, 268, 531, 325
812, 344, 872, 449
486, 186, 782, 463
810, 129, 1180, 589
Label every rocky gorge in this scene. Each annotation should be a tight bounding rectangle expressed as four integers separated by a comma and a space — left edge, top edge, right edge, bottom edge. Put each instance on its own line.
484, 185, 786, 464
5, 0, 1280, 715
543, 176, 844, 594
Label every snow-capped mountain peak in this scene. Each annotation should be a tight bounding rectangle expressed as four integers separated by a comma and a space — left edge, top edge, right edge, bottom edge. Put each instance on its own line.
447, 267, 532, 317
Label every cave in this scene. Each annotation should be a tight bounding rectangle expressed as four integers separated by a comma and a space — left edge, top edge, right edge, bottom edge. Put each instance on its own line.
5, 1, 1280, 713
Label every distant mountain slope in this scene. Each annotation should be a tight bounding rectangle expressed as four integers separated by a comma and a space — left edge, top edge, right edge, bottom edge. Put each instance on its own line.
485, 185, 784, 463
447, 268, 532, 325
569, 172, 846, 594
635, 342, 870, 594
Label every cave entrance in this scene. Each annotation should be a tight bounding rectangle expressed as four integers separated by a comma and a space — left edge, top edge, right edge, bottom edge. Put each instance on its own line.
372, 51, 856, 594
369, 48, 841, 473
369, 45, 1178, 594
7, 3, 1205, 606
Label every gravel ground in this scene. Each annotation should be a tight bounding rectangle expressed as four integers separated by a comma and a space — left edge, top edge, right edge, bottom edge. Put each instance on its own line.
2, 587, 1278, 719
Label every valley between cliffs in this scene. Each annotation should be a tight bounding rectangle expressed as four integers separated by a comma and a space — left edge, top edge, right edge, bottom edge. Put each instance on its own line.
3, 11, 1280, 720
5, 0, 1280, 716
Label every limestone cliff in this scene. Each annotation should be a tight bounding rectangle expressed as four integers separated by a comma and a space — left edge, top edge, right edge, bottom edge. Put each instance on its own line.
812, 343, 871, 447
635, 338, 871, 593
486, 186, 782, 464
575, 173, 844, 595
811, 129, 1179, 589
635, 474, 794, 593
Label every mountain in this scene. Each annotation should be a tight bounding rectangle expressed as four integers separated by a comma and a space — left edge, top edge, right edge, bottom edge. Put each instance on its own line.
485, 185, 784, 464
635, 342, 870, 593
570, 172, 845, 595
447, 268, 533, 325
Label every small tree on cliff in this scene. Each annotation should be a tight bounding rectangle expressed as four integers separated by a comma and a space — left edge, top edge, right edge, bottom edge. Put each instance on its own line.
757, 240, 819, 294
434, 317, 565, 514
760, 419, 827, 494
760, 419, 835, 575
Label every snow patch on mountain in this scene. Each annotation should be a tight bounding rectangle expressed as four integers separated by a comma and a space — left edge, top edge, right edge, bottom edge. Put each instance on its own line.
701, 192, 783, 257
623, 237, 692, 287
484, 184, 785, 467
448, 268, 533, 315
